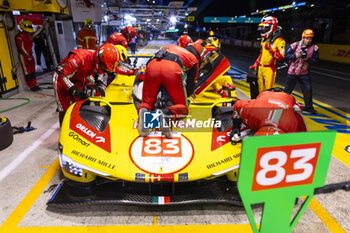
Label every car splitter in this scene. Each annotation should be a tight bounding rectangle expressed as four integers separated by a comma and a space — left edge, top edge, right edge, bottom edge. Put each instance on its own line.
47, 178, 243, 209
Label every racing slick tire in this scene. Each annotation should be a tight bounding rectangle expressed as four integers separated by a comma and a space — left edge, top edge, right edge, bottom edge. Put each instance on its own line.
0, 117, 13, 151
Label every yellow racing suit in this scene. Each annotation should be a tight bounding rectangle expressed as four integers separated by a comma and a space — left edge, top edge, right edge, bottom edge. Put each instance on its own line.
252, 37, 285, 93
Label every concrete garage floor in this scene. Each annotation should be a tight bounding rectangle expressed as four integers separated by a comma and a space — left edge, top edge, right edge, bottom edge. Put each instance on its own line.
0, 40, 349, 233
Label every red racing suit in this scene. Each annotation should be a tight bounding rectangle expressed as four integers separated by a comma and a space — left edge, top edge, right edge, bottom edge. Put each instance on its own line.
15, 31, 37, 88
233, 91, 306, 133
53, 49, 105, 114
77, 27, 98, 49
106, 32, 128, 49
139, 44, 199, 119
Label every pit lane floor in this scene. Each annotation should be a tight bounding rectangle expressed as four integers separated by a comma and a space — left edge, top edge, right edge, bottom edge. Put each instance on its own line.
0, 40, 349, 233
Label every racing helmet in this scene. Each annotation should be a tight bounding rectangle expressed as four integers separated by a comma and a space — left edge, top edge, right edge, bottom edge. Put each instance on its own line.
206, 37, 221, 49
258, 15, 278, 39
84, 18, 93, 29
254, 126, 285, 136
185, 43, 203, 63
177, 35, 193, 48
123, 26, 136, 42
95, 44, 121, 73
19, 19, 34, 33
115, 45, 128, 62
302, 29, 314, 38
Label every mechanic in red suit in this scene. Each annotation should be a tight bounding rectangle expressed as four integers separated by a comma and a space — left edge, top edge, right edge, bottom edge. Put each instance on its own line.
137, 43, 202, 138
15, 19, 43, 91
53, 44, 121, 125
230, 88, 306, 143
77, 18, 98, 50
177, 34, 193, 48
106, 26, 136, 49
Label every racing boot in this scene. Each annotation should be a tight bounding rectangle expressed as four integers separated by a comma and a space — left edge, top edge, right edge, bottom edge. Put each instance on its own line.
138, 107, 149, 137
160, 108, 172, 138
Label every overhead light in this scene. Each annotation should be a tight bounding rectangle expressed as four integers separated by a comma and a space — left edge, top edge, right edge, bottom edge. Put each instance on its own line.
292, 1, 296, 5
124, 14, 131, 20
12, 10, 20, 15
184, 24, 188, 28
104, 15, 108, 22
170, 16, 177, 24
147, 19, 151, 22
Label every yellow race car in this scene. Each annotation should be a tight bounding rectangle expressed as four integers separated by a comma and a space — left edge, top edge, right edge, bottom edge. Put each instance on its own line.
48, 52, 243, 207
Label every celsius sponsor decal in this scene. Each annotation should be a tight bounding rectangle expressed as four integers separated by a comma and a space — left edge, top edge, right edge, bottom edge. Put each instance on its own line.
206, 153, 240, 169
69, 101, 111, 152
71, 150, 116, 170
129, 132, 194, 175
68, 131, 90, 147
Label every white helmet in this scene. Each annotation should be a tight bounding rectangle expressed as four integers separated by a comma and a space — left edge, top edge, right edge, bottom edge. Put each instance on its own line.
258, 15, 278, 39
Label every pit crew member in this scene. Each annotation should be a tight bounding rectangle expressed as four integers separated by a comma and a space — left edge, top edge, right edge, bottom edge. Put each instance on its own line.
230, 88, 306, 143
15, 19, 43, 91
77, 18, 98, 50
177, 34, 193, 48
53, 44, 121, 125
106, 26, 136, 49
138, 43, 202, 138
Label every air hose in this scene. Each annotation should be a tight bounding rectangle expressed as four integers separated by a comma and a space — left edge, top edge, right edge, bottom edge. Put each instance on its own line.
0, 97, 31, 113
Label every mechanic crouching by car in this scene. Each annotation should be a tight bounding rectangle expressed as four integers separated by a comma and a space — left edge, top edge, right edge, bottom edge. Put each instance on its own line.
137, 43, 202, 138
53, 44, 121, 125
106, 26, 136, 49
230, 88, 307, 143
284, 29, 319, 114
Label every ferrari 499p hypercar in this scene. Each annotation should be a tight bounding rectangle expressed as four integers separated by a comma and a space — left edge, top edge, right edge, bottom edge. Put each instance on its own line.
48, 52, 244, 207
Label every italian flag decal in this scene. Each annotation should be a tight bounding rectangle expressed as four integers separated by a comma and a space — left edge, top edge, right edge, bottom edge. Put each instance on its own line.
152, 196, 170, 205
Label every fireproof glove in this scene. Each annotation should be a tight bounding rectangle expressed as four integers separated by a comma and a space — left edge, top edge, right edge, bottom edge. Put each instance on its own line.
218, 89, 228, 98
249, 64, 258, 70
96, 85, 105, 97
95, 80, 105, 97
69, 86, 89, 100
229, 128, 242, 144
132, 68, 139, 75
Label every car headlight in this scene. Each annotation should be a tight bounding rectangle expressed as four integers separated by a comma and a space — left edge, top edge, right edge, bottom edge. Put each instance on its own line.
58, 144, 83, 177
58, 143, 112, 177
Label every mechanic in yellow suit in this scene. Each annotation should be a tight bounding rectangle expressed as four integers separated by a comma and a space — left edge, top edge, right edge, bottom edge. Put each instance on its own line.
249, 16, 285, 93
